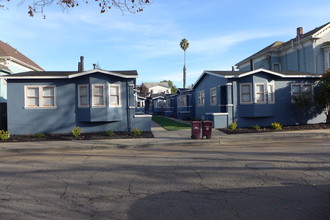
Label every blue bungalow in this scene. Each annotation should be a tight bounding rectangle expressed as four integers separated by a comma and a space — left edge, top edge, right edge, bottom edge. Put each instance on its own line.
176, 88, 195, 120
193, 68, 326, 128
4, 68, 151, 135
164, 93, 177, 117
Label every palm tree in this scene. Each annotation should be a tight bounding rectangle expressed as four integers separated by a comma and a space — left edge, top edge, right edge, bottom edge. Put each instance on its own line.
180, 38, 189, 88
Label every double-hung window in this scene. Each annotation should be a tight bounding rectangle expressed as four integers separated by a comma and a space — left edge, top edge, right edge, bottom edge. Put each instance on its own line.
92, 84, 105, 107
197, 91, 205, 106
291, 83, 313, 103
267, 83, 275, 104
109, 84, 120, 107
78, 85, 89, 107
210, 88, 217, 106
255, 83, 266, 104
25, 86, 56, 108
240, 83, 252, 104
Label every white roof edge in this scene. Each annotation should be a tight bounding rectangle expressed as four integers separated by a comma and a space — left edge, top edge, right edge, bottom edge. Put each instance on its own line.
68, 68, 138, 79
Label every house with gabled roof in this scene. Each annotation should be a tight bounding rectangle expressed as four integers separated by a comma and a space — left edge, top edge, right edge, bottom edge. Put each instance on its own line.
192, 68, 326, 128
3, 62, 151, 135
0, 41, 44, 102
236, 22, 330, 74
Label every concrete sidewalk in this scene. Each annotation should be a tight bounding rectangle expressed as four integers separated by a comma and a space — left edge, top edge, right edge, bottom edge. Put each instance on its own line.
0, 120, 329, 152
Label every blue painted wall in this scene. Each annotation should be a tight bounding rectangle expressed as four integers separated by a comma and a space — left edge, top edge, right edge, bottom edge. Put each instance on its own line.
7, 72, 151, 135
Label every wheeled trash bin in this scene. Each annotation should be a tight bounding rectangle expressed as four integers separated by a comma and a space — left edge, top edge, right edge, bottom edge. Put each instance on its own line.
202, 121, 213, 139
191, 121, 202, 139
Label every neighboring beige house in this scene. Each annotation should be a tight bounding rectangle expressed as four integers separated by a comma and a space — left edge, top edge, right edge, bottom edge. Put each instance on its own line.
139, 82, 171, 96
0, 41, 43, 102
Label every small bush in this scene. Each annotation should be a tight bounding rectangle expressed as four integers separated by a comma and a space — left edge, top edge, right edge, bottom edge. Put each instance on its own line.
271, 122, 282, 130
132, 128, 142, 136
72, 126, 82, 137
106, 130, 115, 137
0, 130, 10, 141
252, 124, 260, 131
228, 122, 238, 131
36, 133, 46, 139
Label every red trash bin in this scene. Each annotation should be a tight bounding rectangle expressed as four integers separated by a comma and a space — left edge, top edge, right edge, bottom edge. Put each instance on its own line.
191, 121, 202, 139
202, 121, 213, 139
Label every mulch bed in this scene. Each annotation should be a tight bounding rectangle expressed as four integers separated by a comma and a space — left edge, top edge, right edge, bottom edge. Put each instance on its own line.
4, 131, 154, 142
219, 123, 330, 134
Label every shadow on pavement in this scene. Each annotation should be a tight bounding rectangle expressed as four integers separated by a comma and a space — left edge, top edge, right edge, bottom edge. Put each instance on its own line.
127, 184, 330, 220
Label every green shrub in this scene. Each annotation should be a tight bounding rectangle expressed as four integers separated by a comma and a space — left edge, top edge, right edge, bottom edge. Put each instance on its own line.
132, 128, 142, 136
0, 130, 10, 141
271, 122, 282, 130
252, 124, 260, 131
106, 130, 115, 137
228, 122, 238, 131
72, 126, 82, 137
36, 133, 46, 139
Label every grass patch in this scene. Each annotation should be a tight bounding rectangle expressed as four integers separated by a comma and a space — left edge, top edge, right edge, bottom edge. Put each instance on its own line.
152, 116, 191, 131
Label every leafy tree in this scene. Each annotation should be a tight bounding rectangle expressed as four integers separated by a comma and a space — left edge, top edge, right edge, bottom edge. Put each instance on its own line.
161, 80, 177, 94
0, 0, 150, 18
315, 69, 330, 123
180, 38, 189, 89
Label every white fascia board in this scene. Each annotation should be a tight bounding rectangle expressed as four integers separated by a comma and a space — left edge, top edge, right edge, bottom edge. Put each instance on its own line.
235, 68, 322, 78
1, 75, 68, 79
2, 56, 44, 71
68, 68, 138, 79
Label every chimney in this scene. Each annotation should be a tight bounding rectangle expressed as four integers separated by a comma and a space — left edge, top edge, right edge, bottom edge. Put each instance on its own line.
232, 66, 235, 71
93, 64, 96, 69
80, 56, 84, 72
297, 27, 303, 40
250, 59, 254, 71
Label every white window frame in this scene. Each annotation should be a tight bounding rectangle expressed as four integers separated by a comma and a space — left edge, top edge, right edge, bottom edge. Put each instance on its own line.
78, 84, 89, 108
109, 84, 121, 107
267, 83, 275, 104
254, 83, 266, 104
179, 95, 187, 107
92, 84, 106, 107
197, 90, 205, 106
24, 85, 56, 109
210, 87, 217, 106
291, 83, 314, 103
240, 83, 253, 104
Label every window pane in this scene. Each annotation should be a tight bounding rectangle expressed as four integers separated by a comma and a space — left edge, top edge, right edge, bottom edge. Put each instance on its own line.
292, 85, 301, 93
27, 88, 39, 97
256, 94, 264, 102
256, 85, 264, 93
43, 87, 54, 96
94, 86, 103, 95
27, 97, 39, 106
242, 94, 251, 102
94, 96, 104, 105
80, 86, 87, 96
241, 85, 250, 93
43, 97, 54, 106
110, 96, 119, 105
80, 97, 88, 106
303, 85, 312, 93
110, 86, 118, 95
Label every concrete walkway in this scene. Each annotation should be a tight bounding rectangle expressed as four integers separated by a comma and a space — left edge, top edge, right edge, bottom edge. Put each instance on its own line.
0, 119, 329, 152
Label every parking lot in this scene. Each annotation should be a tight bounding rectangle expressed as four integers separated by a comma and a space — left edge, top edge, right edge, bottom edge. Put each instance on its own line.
0, 138, 329, 219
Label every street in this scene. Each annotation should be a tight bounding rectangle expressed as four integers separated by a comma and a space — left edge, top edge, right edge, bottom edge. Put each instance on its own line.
0, 138, 329, 220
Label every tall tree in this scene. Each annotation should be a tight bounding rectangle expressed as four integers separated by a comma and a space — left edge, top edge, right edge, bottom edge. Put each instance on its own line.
315, 69, 330, 123
180, 38, 189, 89
161, 80, 177, 94
0, 0, 150, 17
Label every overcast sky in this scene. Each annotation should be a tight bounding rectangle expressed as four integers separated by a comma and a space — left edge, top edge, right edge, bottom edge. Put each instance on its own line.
1, 0, 330, 87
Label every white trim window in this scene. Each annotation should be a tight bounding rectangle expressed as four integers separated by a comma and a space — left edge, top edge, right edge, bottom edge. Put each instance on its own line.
197, 90, 205, 106
25, 85, 56, 108
267, 83, 275, 104
179, 95, 187, 107
78, 85, 89, 107
210, 87, 217, 106
291, 83, 313, 102
109, 84, 121, 107
92, 84, 106, 107
240, 83, 252, 104
273, 63, 281, 71
255, 83, 266, 104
